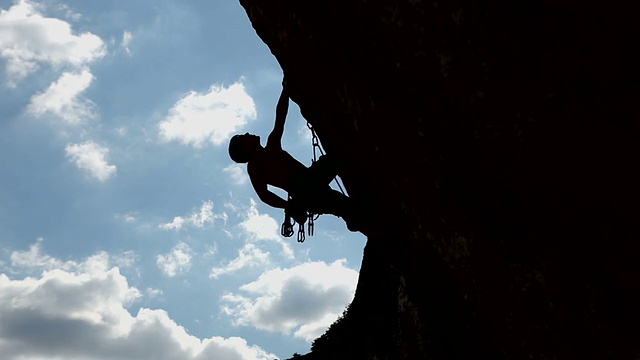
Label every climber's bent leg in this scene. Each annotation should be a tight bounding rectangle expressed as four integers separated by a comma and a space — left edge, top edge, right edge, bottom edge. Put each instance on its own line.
308, 154, 343, 186
306, 187, 364, 231
286, 195, 308, 225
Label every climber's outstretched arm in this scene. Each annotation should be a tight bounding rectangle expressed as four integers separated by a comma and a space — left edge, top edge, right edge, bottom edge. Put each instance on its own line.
266, 85, 289, 150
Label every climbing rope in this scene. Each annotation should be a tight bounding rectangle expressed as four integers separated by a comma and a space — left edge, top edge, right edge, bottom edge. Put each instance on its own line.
307, 122, 346, 195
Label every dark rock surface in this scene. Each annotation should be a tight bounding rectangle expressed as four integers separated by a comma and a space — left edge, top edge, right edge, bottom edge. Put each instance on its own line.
238, 0, 640, 358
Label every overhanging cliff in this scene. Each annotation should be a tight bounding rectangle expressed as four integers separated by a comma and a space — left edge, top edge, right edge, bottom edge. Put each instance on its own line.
238, 1, 640, 359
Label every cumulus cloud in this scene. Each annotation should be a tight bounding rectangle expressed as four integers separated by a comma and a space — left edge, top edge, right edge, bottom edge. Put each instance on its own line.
223, 163, 248, 185
65, 141, 117, 181
241, 199, 293, 259
221, 259, 359, 342
156, 242, 192, 277
27, 69, 96, 124
0, 241, 276, 360
210, 244, 270, 279
160, 200, 226, 230
158, 81, 256, 148
0, 0, 105, 86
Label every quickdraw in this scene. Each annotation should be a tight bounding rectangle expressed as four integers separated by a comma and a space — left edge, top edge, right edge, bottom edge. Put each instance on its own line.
280, 212, 294, 238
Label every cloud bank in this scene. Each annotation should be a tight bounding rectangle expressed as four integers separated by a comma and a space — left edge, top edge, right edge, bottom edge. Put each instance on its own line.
0, 0, 105, 86
0, 241, 276, 360
222, 259, 359, 342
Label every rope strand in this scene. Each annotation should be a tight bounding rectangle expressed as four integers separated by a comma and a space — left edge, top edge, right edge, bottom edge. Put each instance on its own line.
307, 123, 346, 195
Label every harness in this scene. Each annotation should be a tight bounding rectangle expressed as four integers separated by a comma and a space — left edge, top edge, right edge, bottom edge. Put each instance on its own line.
280, 199, 316, 243
280, 123, 345, 242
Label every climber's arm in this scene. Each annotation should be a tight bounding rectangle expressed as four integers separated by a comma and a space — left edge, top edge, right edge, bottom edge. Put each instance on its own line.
253, 184, 288, 210
266, 86, 289, 150
248, 167, 288, 209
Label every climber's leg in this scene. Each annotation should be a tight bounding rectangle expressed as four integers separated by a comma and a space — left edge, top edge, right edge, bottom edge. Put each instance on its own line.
307, 154, 344, 186
307, 187, 364, 231
286, 195, 308, 225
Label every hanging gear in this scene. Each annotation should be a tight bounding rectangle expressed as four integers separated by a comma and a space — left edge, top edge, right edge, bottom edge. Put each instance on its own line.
280, 212, 295, 238
281, 210, 310, 243
281, 195, 311, 243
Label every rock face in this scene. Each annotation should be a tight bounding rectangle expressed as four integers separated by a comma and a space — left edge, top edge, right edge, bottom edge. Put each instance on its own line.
238, 0, 640, 359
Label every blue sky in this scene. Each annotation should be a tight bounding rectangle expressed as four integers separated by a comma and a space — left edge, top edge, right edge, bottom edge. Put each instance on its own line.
0, 1, 366, 358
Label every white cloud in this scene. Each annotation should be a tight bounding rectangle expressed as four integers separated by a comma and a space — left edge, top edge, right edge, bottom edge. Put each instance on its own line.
156, 242, 192, 277
27, 69, 96, 124
160, 215, 186, 230
0, 241, 276, 360
221, 259, 358, 342
65, 141, 117, 182
210, 244, 270, 279
121, 30, 133, 55
160, 200, 226, 230
0, 0, 105, 86
10, 238, 136, 275
145, 288, 163, 298
241, 199, 293, 259
241, 199, 280, 242
158, 81, 256, 148
223, 163, 248, 185
116, 212, 138, 223
112, 250, 137, 269
10, 237, 77, 271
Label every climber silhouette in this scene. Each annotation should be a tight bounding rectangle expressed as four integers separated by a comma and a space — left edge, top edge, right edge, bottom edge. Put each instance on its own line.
228, 79, 360, 232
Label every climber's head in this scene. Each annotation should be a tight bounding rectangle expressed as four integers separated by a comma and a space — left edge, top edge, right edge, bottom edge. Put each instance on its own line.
228, 133, 260, 163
